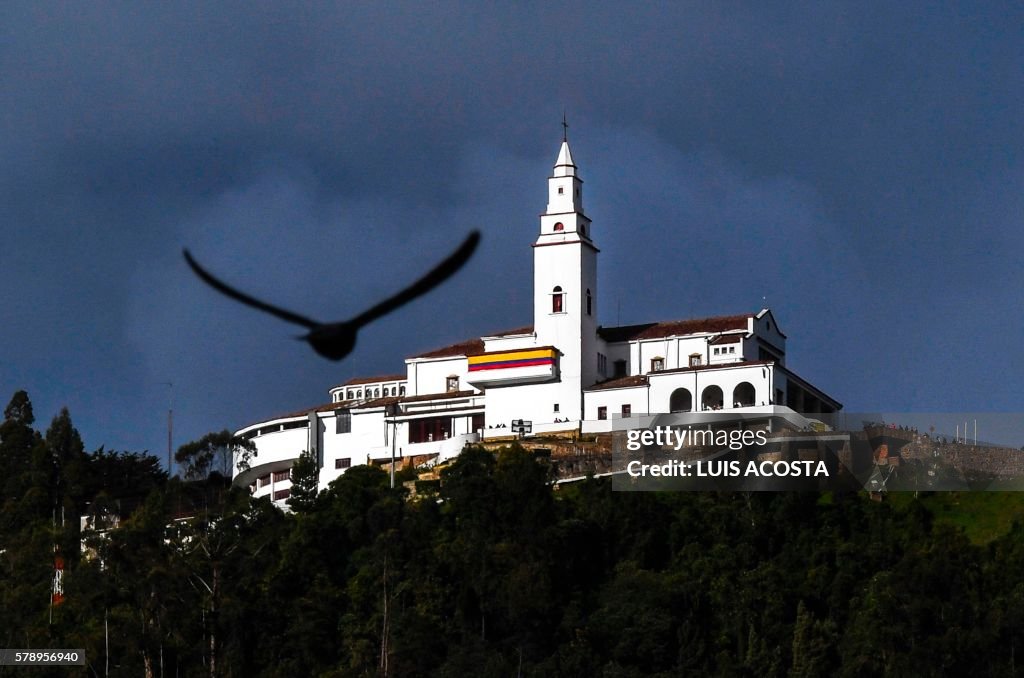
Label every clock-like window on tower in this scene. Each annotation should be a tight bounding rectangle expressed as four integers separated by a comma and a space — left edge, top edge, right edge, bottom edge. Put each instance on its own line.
552, 286, 564, 313
586, 289, 592, 316
553, 222, 564, 231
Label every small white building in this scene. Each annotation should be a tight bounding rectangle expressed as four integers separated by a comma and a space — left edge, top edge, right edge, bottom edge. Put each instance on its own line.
233, 135, 841, 501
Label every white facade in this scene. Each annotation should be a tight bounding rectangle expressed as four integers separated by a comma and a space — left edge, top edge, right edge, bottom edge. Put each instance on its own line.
233, 135, 841, 503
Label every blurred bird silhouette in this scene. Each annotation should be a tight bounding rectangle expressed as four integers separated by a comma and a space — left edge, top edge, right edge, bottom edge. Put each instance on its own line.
184, 230, 480, 361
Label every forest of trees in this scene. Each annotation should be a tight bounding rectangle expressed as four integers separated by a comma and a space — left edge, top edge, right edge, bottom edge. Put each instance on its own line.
2, 389, 1024, 677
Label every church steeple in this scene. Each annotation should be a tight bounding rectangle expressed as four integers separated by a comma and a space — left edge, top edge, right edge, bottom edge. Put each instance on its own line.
532, 128, 600, 421
553, 140, 576, 177
541, 135, 589, 236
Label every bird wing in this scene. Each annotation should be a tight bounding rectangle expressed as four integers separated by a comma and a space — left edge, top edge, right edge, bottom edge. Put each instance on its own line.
183, 249, 319, 330
349, 230, 480, 328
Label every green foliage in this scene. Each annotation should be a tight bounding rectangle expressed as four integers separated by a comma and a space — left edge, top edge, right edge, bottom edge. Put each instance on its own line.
286, 449, 319, 513
175, 429, 254, 480
5, 392, 1024, 676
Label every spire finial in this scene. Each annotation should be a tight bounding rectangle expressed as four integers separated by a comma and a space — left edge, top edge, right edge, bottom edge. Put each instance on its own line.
561, 111, 569, 142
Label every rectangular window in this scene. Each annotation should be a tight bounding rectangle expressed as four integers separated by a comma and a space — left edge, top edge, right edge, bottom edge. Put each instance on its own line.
273, 488, 290, 501
597, 353, 607, 376
552, 294, 563, 313
553, 403, 560, 412
597, 406, 607, 420
336, 409, 352, 434
689, 354, 702, 367
335, 458, 351, 469
446, 376, 459, 392
409, 416, 453, 444
273, 470, 289, 483
729, 346, 736, 354
613, 360, 627, 377
651, 357, 664, 372
258, 474, 271, 488
621, 404, 631, 418
472, 413, 485, 431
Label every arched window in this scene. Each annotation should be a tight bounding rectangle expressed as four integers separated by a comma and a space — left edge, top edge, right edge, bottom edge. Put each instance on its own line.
670, 388, 692, 413
553, 221, 564, 231
552, 286, 564, 313
733, 382, 755, 408
701, 385, 724, 411
399, 385, 406, 396
586, 289, 592, 316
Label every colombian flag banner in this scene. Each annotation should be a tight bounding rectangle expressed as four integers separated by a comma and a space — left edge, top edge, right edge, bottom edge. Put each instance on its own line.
468, 348, 557, 372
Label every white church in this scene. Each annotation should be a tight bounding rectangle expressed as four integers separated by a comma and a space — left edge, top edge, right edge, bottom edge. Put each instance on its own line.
233, 135, 841, 501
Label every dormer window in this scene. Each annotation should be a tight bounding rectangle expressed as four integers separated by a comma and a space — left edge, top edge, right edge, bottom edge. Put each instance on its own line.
553, 222, 564, 231
446, 375, 459, 392
651, 357, 664, 372
551, 286, 564, 313
689, 353, 702, 367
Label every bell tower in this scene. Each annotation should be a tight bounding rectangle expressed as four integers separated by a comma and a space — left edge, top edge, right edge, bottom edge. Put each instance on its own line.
533, 125, 600, 421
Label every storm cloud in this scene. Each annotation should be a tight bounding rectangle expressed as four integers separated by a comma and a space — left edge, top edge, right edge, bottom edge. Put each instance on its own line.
1, 2, 1020, 458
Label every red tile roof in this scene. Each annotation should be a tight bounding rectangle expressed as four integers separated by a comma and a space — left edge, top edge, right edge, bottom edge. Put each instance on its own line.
340, 374, 407, 386
598, 314, 752, 342
483, 324, 534, 337
237, 400, 354, 431
408, 325, 533, 359
410, 337, 485, 359
399, 389, 478, 404
653, 359, 773, 376
709, 333, 743, 345
585, 375, 649, 391
352, 396, 404, 410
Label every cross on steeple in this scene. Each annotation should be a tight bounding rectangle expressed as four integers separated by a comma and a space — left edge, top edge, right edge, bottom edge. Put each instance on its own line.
561, 112, 569, 142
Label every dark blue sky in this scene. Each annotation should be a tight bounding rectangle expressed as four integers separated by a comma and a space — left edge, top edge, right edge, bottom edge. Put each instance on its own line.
1, 2, 1021, 460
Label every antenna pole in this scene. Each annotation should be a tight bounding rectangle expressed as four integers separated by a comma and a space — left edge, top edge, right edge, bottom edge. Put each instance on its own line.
162, 382, 174, 477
